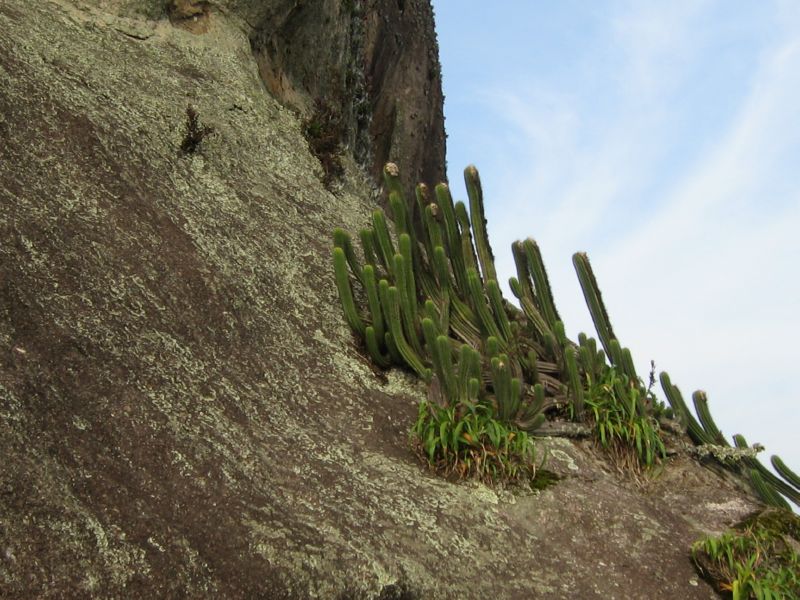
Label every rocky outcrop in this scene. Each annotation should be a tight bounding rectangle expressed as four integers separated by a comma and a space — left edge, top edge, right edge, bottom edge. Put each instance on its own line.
246, 0, 446, 196
0, 1, 762, 598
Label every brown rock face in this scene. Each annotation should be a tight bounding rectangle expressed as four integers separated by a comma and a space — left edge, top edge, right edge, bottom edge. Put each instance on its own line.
249, 0, 446, 196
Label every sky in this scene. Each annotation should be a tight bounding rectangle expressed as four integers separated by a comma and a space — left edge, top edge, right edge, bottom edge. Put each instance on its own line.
431, 1, 800, 476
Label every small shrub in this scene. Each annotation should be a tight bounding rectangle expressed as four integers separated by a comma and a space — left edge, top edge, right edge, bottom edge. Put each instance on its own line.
411, 400, 540, 485
303, 99, 345, 189
691, 509, 800, 599
581, 367, 666, 470
180, 104, 214, 154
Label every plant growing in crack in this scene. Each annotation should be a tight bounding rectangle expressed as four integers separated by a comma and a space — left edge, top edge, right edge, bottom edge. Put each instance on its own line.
180, 104, 214, 155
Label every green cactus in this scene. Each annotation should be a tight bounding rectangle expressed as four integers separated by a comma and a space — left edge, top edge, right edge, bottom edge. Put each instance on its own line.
692, 391, 728, 446
359, 228, 379, 271
362, 265, 385, 343
333, 246, 365, 336
509, 274, 552, 343
620, 347, 638, 383
573, 252, 616, 358
466, 268, 504, 343
464, 165, 497, 284
365, 326, 390, 367
391, 252, 422, 356
455, 201, 480, 278
734, 434, 800, 507
515, 384, 546, 432
748, 469, 791, 510
523, 238, 561, 330
372, 209, 396, 276
457, 344, 482, 403
771, 455, 800, 491
486, 279, 513, 342
564, 348, 584, 420
382, 283, 430, 382
659, 371, 714, 445
434, 183, 468, 295
334, 228, 363, 285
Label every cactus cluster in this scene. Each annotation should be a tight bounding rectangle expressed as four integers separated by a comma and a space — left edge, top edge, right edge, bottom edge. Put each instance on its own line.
660, 373, 800, 508
334, 163, 666, 469
334, 162, 797, 494
334, 164, 555, 433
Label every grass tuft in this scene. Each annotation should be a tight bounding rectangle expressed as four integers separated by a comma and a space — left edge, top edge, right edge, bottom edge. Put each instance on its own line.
691, 509, 800, 599
582, 368, 666, 472
411, 400, 548, 487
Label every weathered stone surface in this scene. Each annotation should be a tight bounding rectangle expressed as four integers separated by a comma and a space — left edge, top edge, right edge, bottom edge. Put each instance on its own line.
246, 0, 446, 198
0, 1, 763, 598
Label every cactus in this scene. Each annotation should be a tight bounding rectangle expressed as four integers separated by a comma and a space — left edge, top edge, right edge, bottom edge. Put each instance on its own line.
359, 228, 379, 271
771, 455, 800, 491
564, 348, 584, 420
748, 469, 791, 510
692, 391, 728, 446
455, 200, 481, 279
362, 265, 385, 343
365, 326, 390, 367
659, 372, 712, 444
464, 165, 497, 284
573, 252, 616, 358
466, 268, 504, 343
381, 283, 430, 381
372, 209, 396, 276
734, 434, 800, 507
523, 239, 561, 330
333, 247, 365, 336
434, 183, 469, 295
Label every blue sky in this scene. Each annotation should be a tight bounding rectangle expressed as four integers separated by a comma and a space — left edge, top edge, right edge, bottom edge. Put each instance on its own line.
432, 1, 800, 474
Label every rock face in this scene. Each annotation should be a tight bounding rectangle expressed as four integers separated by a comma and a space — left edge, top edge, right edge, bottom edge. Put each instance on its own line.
246, 0, 446, 196
0, 1, 761, 598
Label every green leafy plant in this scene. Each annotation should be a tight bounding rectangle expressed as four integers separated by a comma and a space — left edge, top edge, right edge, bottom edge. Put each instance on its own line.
411, 399, 539, 485
581, 367, 666, 470
691, 509, 800, 599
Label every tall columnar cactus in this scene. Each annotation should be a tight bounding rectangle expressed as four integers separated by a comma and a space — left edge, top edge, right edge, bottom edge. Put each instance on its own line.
748, 469, 790, 510
659, 371, 714, 445
464, 165, 497, 284
734, 434, 800, 507
692, 390, 728, 446
660, 368, 800, 508
333, 163, 552, 434
564, 348, 584, 420
333, 246, 365, 337
772, 456, 800, 491
572, 252, 616, 360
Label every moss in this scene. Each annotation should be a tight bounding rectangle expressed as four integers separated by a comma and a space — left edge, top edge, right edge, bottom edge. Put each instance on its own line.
530, 469, 561, 492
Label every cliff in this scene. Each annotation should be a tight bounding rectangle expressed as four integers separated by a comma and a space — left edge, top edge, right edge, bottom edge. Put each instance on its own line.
0, 1, 766, 598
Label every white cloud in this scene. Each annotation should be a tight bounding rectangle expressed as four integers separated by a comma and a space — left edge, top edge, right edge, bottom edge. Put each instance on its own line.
592, 35, 800, 471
